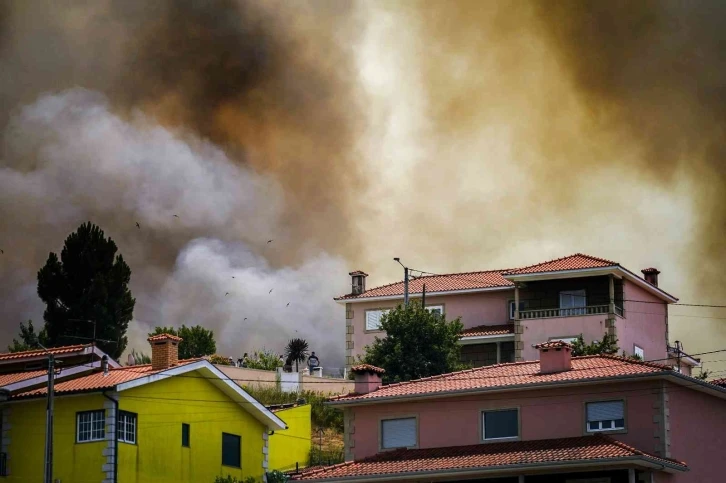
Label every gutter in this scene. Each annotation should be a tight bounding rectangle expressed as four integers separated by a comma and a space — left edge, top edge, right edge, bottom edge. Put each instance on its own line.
102, 391, 119, 483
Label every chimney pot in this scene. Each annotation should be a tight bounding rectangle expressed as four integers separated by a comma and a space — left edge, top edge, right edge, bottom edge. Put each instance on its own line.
349, 271, 369, 296
535, 341, 573, 373
147, 333, 183, 370
641, 268, 660, 287
350, 364, 384, 394
102, 355, 109, 376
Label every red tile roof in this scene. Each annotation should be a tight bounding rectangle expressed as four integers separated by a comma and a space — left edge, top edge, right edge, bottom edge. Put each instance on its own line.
710, 378, 726, 387
504, 253, 617, 275
533, 340, 572, 350
460, 324, 513, 338
147, 333, 183, 342
0, 370, 47, 387
330, 356, 670, 403
0, 344, 90, 361
351, 364, 385, 375
290, 435, 686, 480
14, 359, 199, 398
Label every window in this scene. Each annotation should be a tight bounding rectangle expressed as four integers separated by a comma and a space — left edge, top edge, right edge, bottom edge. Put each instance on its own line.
365, 309, 389, 331
222, 432, 241, 468
634, 345, 644, 360
118, 411, 137, 444
381, 417, 417, 449
182, 423, 190, 447
482, 409, 519, 440
509, 301, 526, 319
426, 305, 444, 315
77, 410, 105, 442
586, 401, 625, 432
559, 290, 586, 315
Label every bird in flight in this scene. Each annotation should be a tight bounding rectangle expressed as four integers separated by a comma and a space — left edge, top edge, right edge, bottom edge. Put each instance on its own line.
269, 289, 273, 294
286, 303, 290, 307
0, 249, 3, 254
244, 317, 248, 321
173, 214, 179, 218
232, 276, 235, 279
267, 239, 274, 244
135, 222, 140, 229
225, 292, 230, 296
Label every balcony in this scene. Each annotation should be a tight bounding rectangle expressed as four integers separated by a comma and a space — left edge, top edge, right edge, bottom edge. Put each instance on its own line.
520, 304, 623, 319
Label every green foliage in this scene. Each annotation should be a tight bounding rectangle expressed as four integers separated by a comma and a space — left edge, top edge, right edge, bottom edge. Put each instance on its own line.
129, 348, 151, 364
570, 334, 619, 357
149, 324, 216, 359
266, 470, 289, 483
245, 349, 283, 371
285, 338, 309, 372
208, 354, 232, 365
309, 445, 345, 467
8, 320, 48, 352
362, 302, 465, 383
695, 369, 711, 380
243, 385, 343, 433
36, 222, 135, 359
214, 476, 258, 483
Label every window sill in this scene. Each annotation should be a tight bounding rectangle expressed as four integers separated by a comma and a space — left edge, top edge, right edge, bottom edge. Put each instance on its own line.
119, 440, 137, 445
585, 428, 627, 435
364, 329, 384, 334
380, 445, 418, 452
481, 436, 520, 444
75, 439, 105, 444
222, 464, 241, 469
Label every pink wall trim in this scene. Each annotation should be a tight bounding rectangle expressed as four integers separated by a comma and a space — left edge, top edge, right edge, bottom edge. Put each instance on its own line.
619, 281, 668, 363
521, 314, 608, 360
350, 381, 660, 461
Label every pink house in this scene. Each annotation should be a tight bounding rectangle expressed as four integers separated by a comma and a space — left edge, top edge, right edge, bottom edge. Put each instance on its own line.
292, 342, 726, 482
337, 254, 698, 375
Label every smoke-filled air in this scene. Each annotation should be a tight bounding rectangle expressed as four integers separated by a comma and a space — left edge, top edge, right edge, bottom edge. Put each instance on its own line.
1, 1, 725, 371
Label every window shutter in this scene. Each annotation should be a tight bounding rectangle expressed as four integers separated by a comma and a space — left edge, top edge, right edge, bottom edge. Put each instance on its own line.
366, 310, 388, 331
587, 401, 624, 421
381, 418, 416, 449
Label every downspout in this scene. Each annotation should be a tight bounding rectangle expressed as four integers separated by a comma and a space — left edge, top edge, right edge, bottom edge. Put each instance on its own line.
102, 391, 118, 483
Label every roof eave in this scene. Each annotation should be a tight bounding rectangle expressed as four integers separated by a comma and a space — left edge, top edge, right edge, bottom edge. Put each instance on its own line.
334, 286, 514, 304
459, 334, 514, 345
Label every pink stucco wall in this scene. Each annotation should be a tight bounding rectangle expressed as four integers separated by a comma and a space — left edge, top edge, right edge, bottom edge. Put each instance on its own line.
667, 381, 726, 482
349, 380, 660, 461
349, 290, 513, 360
520, 314, 609, 360
619, 281, 668, 363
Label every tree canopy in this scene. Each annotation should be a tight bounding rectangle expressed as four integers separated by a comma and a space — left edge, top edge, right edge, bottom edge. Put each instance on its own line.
570, 334, 620, 357
149, 325, 216, 359
244, 349, 283, 371
8, 320, 48, 352
361, 302, 465, 383
31, 222, 135, 359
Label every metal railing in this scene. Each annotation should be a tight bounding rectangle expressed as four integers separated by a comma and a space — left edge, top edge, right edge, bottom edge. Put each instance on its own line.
520, 305, 610, 319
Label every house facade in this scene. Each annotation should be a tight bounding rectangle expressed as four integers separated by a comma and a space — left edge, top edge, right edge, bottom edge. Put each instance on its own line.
337, 254, 698, 374
0, 334, 294, 482
293, 342, 726, 482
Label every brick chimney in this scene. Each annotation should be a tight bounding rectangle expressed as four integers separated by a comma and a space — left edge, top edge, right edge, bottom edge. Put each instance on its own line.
349, 271, 368, 296
351, 364, 384, 394
641, 268, 660, 287
535, 341, 573, 374
148, 333, 183, 370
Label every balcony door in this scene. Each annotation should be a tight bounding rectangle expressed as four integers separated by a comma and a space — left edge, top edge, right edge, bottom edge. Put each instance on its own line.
559, 289, 586, 316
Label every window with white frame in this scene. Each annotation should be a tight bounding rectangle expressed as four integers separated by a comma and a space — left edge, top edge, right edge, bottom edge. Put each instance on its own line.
586, 400, 625, 432
381, 417, 417, 449
509, 301, 526, 319
634, 345, 644, 360
559, 289, 586, 315
365, 309, 389, 331
77, 410, 106, 442
118, 411, 137, 444
426, 305, 444, 315
482, 408, 519, 440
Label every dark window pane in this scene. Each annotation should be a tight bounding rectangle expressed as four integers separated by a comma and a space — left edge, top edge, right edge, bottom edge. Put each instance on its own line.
182, 423, 190, 447
222, 433, 241, 467
614, 419, 625, 428
588, 421, 598, 431
484, 409, 518, 439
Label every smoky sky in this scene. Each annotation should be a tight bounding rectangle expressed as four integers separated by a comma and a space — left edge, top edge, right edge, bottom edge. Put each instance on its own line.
1, 1, 725, 371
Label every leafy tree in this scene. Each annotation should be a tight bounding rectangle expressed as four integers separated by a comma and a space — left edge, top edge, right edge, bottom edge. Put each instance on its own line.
245, 349, 283, 371
149, 325, 216, 359
129, 348, 151, 365
36, 222, 135, 359
8, 320, 48, 352
285, 338, 309, 372
570, 334, 620, 357
362, 302, 465, 383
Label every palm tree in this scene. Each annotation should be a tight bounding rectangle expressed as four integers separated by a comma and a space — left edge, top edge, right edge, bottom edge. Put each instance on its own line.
285, 338, 309, 372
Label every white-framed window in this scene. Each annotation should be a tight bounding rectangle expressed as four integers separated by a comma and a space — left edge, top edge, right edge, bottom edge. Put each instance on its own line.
365, 309, 389, 331
482, 408, 519, 441
118, 411, 137, 444
586, 400, 625, 432
559, 289, 586, 315
381, 417, 417, 449
425, 305, 444, 315
509, 301, 526, 320
77, 410, 106, 442
634, 345, 644, 360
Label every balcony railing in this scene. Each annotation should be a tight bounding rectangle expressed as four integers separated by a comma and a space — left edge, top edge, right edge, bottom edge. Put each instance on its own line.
520, 305, 611, 319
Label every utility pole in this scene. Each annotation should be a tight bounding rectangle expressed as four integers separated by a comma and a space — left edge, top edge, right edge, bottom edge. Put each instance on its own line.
43, 353, 55, 483
393, 258, 409, 306
421, 283, 426, 308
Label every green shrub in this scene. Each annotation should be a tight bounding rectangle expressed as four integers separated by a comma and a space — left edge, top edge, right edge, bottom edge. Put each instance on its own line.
309, 445, 345, 467
243, 385, 343, 433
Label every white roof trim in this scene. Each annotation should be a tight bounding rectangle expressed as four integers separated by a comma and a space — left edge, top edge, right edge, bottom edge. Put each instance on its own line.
1, 361, 99, 392
0, 345, 120, 368
115, 360, 286, 430
92, 346, 121, 368
335, 286, 514, 304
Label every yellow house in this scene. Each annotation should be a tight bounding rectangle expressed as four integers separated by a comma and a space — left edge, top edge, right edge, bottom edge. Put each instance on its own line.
267, 404, 312, 472
1, 334, 288, 483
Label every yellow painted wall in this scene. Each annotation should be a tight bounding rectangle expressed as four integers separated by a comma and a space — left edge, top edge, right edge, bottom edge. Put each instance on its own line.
118, 370, 266, 483
268, 405, 311, 472
5, 393, 109, 483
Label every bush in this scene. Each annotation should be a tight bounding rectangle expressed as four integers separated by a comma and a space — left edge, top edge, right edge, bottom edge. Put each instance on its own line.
309, 445, 345, 467
208, 354, 233, 365
245, 349, 283, 371
243, 385, 343, 433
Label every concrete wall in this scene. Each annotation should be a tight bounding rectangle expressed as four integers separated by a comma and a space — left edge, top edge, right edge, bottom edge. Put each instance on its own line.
217, 365, 354, 395
348, 380, 661, 461
520, 314, 610, 360
619, 280, 668, 363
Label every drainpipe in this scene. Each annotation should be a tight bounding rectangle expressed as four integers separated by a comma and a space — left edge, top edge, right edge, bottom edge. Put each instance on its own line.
102, 391, 118, 483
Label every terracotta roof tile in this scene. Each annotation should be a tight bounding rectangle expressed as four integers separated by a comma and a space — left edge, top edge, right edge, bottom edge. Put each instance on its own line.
351, 364, 385, 374
460, 324, 514, 337
0, 370, 48, 387
330, 356, 670, 403
533, 340, 573, 350
147, 333, 183, 342
504, 253, 617, 275
290, 435, 686, 480
0, 344, 90, 361
710, 378, 726, 387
